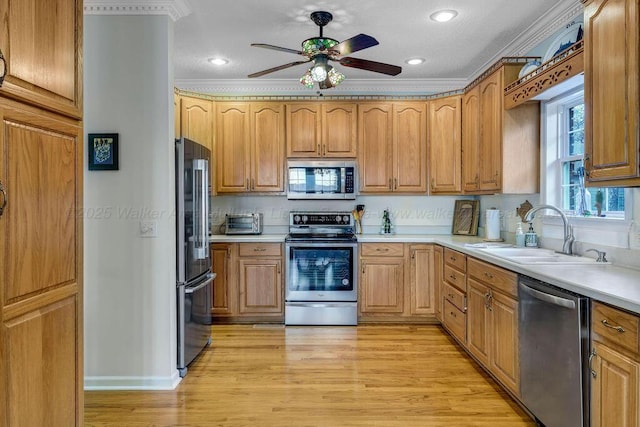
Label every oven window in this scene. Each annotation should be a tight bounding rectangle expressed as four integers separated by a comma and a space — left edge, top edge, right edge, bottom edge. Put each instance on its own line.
288, 167, 340, 194
289, 247, 353, 291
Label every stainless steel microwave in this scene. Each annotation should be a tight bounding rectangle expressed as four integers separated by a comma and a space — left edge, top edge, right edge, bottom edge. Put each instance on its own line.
287, 160, 357, 200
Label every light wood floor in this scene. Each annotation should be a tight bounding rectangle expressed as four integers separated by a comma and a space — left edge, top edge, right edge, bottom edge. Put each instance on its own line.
84, 324, 535, 427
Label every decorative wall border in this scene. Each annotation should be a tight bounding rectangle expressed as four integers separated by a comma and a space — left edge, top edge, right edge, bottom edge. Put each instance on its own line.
84, 0, 191, 21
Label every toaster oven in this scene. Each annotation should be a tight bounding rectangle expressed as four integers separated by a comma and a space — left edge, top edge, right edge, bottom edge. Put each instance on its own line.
225, 213, 263, 235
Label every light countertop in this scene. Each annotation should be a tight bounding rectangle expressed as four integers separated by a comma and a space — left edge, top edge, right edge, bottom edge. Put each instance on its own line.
210, 233, 640, 315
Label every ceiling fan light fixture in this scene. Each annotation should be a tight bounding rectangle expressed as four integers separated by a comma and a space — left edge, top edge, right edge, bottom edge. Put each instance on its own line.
310, 55, 329, 82
300, 70, 315, 89
328, 68, 345, 86
302, 37, 339, 55
430, 10, 458, 23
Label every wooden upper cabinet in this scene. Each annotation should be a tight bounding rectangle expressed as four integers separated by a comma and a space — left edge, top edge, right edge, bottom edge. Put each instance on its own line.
359, 103, 394, 192
359, 102, 427, 193
286, 102, 357, 158
583, 0, 640, 186
181, 96, 213, 150
429, 95, 462, 194
462, 85, 481, 192
463, 65, 539, 195
250, 103, 285, 192
0, 0, 82, 118
217, 102, 284, 194
393, 102, 428, 192
216, 102, 251, 192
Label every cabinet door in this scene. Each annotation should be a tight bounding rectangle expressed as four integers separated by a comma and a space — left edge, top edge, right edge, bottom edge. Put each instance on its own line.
216, 103, 250, 193
409, 245, 435, 315
322, 103, 357, 157
210, 244, 235, 316
393, 102, 428, 192
238, 259, 282, 314
286, 103, 321, 157
0, 99, 82, 426
462, 85, 481, 193
429, 96, 462, 194
251, 103, 284, 192
358, 103, 393, 192
0, 0, 82, 118
360, 258, 404, 313
490, 290, 519, 396
181, 96, 214, 191
434, 246, 444, 321
467, 279, 490, 366
591, 341, 640, 427
583, 0, 640, 185
478, 70, 502, 192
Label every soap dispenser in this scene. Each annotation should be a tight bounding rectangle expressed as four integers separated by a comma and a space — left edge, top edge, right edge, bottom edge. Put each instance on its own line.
524, 223, 538, 248
515, 222, 525, 247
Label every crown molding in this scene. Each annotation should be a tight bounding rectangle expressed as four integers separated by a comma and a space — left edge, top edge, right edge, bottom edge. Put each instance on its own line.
84, 0, 192, 21
174, 78, 467, 96
471, 0, 583, 78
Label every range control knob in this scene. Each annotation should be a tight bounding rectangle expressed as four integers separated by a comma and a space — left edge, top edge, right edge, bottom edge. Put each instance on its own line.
294, 215, 301, 224
343, 215, 350, 223
336, 215, 342, 222
302, 215, 308, 223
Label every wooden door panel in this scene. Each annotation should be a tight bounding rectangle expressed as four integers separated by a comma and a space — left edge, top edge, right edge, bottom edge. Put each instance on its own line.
0, 0, 82, 117
491, 292, 519, 396
251, 103, 284, 192
479, 71, 502, 192
216, 103, 250, 192
181, 97, 213, 149
3, 296, 78, 426
238, 259, 282, 314
462, 86, 481, 192
429, 96, 462, 193
410, 246, 435, 315
322, 103, 357, 157
467, 279, 490, 366
286, 104, 320, 157
211, 244, 234, 315
393, 103, 427, 192
360, 260, 404, 313
358, 104, 393, 192
3, 118, 77, 303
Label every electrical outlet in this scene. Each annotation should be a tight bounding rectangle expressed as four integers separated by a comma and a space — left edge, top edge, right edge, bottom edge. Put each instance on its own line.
139, 220, 157, 237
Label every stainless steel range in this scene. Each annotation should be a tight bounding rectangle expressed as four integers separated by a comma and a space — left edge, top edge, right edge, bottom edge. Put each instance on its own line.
285, 211, 358, 325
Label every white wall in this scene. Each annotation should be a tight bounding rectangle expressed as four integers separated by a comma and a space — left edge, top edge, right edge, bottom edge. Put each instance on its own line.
83, 15, 179, 389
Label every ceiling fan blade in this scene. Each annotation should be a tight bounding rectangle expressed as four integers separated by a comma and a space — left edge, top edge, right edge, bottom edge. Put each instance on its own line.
339, 57, 402, 76
248, 60, 311, 78
251, 43, 305, 56
331, 34, 379, 55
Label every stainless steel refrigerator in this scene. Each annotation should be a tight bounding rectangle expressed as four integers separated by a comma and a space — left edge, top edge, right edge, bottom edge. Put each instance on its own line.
176, 136, 215, 377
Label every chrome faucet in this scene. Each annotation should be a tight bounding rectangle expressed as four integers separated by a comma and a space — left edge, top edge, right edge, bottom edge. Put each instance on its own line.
524, 204, 575, 255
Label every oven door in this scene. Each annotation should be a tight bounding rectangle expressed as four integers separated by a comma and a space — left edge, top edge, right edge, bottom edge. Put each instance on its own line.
285, 241, 357, 302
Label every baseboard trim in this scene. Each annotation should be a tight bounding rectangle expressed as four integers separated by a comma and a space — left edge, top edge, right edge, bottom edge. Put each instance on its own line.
84, 371, 182, 390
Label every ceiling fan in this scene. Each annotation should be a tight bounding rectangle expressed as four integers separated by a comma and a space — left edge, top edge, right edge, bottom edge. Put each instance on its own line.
248, 11, 402, 89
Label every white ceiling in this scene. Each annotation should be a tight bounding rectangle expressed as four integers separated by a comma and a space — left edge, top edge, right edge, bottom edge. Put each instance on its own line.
172, 0, 582, 94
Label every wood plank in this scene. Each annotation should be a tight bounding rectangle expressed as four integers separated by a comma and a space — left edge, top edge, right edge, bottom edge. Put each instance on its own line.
84, 325, 535, 426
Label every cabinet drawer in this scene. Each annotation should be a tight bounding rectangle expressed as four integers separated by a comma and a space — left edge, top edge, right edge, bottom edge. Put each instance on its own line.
238, 243, 282, 257
443, 299, 466, 343
592, 302, 640, 354
444, 264, 466, 292
360, 243, 405, 257
444, 248, 466, 271
467, 258, 517, 298
443, 282, 466, 312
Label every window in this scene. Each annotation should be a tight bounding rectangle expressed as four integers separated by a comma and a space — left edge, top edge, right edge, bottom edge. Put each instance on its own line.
544, 89, 627, 219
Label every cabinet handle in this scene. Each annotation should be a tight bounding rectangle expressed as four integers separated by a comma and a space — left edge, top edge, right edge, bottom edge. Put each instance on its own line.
0, 180, 7, 218
322, 144, 326, 156
449, 274, 456, 281
484, 272, 494, 280
251, 178, 255, 190
226, 248, 231, 258
317, 143, 321, 156
431, 178, 435, 189
589, 348, 597, 379
388, 178, 392, 190
450, 256, 457, 262
376, 248, 389, 252
254, 247, 267, 252
0, 48, 6, 88
411, 250, 415, 259
450, 311, 456, 318
362, 265, 365, 275
246, 178, 249, 190
601, 319, 625, 333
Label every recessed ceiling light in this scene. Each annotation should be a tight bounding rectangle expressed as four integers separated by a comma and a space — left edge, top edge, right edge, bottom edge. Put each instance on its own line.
430, 10, 458, 23
208, 58, 229, 65
406, 58, 425, 65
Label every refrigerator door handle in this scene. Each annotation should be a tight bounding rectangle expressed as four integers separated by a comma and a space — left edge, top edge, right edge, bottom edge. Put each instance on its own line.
185, 273, 216, 294
192, 159, 209, 260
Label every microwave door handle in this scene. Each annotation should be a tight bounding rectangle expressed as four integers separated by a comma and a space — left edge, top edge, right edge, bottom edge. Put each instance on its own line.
341, 167, 346, 194
192, 159, 208, 260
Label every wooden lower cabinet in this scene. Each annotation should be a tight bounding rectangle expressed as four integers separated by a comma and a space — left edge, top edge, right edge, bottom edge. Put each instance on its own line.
464, 258, 519, 397
591, 301, 640, 427
359, 243, 436, 322
433, 245, 443, 321
210, 242, 283, 321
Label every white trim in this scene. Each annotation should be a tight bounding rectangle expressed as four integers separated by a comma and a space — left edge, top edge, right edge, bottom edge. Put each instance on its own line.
84, 0, 192, 21
84, 372, 182, 390
174, 78, 467, 96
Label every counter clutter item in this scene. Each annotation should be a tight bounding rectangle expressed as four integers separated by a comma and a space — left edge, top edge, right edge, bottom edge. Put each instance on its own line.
484, 208, 502, 241
524, 224, 538, 248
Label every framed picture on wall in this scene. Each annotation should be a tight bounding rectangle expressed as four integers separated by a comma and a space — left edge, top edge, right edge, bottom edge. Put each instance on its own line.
452, 199, 479, 235
88, 133, 119, 171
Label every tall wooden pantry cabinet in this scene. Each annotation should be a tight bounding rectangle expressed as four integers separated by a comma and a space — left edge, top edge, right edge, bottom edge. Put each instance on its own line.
0, 0, 84, 425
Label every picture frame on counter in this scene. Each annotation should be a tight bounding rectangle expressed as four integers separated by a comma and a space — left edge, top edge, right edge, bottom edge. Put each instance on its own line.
452, 199, 479, 235
88, 133, 119, 171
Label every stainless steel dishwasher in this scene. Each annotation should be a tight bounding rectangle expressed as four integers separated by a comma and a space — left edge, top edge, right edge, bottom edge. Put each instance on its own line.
518, 275, 590, 427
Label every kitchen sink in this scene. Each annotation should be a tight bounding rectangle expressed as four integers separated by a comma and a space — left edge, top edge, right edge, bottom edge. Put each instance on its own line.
478, 247, 609, 265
